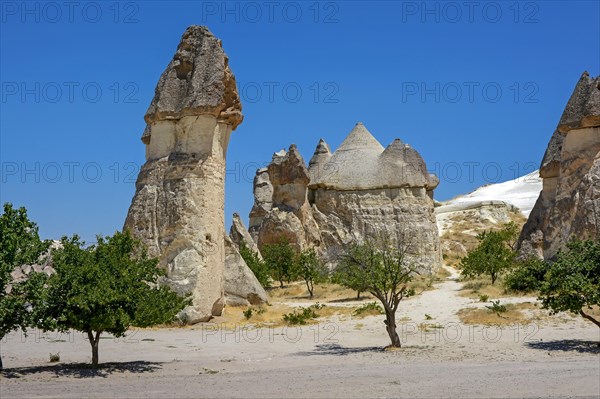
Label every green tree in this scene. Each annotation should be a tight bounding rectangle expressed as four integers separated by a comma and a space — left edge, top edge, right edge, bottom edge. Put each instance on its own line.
0, 203, 50, 370
460, 223, 518, 285
238, 243, 270, 288
504, 256, 548, 293
332, 264, 369, 300
262, 240, 297, 288
38, 231, 189, 366
296, 249, 328, 298
507, 240, 600, 329
336, 240, 416, 348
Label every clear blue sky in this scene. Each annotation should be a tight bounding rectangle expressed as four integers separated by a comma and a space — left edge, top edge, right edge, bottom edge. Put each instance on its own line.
1, 1, 599, 241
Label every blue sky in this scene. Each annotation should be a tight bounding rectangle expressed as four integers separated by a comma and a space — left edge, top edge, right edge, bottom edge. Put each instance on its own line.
1, 0, 599, 241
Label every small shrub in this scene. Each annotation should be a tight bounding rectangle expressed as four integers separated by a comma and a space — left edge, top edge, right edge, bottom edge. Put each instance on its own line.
243, 306, 266, 320
479, 294, 490, 302
49, 352, 60, 362
239, 243, 271, 288
486, 300, 507, 314
424, 314, 433, 320
312, 302, 325, 310
353, 302, 383, 316
283, 307, 319, 325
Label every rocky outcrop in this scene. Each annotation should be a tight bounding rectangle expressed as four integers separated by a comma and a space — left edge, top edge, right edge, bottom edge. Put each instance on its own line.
230, 213, 261, 258
248, 168, 273, 243
124, 26, 243, 323
250, 123, 441, 273
223, 236, 268, 307
518, 72, 600, 259
255, 145, 322, 252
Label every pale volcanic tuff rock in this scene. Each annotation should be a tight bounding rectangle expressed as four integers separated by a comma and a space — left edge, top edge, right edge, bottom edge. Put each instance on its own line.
124, 26, 244, 323
251, 123, 441, 273
223, 236, 268, 307
248, 168, 273, 243
256, 145, 322, 252
230, 212, 262, 258
518, 72, 600, 259
225, 214, 268, 306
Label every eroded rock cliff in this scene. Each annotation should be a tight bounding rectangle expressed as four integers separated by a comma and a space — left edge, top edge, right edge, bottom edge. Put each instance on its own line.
250, 123, 441, 272
518, 72, 600, 259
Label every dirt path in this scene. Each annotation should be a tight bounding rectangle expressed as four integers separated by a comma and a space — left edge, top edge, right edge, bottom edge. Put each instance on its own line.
399, 264, 472, 323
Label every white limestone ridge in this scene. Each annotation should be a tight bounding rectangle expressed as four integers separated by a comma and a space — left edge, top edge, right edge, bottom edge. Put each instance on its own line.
435, 170, 542, 236
437, 170, 542, 217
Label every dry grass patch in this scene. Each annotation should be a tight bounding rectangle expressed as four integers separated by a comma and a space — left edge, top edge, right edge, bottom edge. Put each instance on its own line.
266, 283, 306, 299
207, 303, 296, 329
457, 302, 536, 326
212, 302, 359, 329
459, 277, 531, 299
311, 304, 355, 319
267, 282, 374, 302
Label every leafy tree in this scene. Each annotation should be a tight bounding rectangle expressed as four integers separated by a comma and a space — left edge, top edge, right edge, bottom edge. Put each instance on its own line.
262, 240, 297, 288
507, 240, 600, 329
238, 243, 270, 288
296, 249, 328, 298
504, 256, 548, 292
460, 223, 518, 285
336, 240, 416, 348
332, 264, 369, 300
0, 203, 50, 370
38, 231, 188, 366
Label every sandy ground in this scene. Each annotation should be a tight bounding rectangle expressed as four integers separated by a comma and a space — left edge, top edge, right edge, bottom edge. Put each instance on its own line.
1, 267, 599, 398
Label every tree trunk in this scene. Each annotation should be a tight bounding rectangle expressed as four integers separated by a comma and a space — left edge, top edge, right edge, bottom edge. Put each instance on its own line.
356, 291, 361, 300
579, 310, 600, 328
306, 280, 314, 298
384, 309, 401, 348
0, 353, 3, 370
88, 330, 101, 366
491, 273, 497, 285
279, 279, 284, 289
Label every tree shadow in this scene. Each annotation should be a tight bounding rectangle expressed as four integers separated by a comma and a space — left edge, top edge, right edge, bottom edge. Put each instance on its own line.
526, 339, 600, 354
0, 361, 163, 379
294, 343, 384, 357
328, 296, 373, 303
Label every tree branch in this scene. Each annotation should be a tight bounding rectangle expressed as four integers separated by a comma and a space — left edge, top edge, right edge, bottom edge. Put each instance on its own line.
579, 310, 600, 328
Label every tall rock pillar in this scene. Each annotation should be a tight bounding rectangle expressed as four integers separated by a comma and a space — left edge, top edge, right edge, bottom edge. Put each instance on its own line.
518, 72, 600, 259
124, 26, 243, 322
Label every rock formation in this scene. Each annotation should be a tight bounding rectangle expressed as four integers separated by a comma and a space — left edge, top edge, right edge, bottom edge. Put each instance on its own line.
248, 168, 273, 243
230, 213, 262, 258
223, 235, 268, 307
518, 72, 600, 259
250, 123, 441, 272
224, 214, 268, 306
124, 26, 243, 323
434, 170, 541, 267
